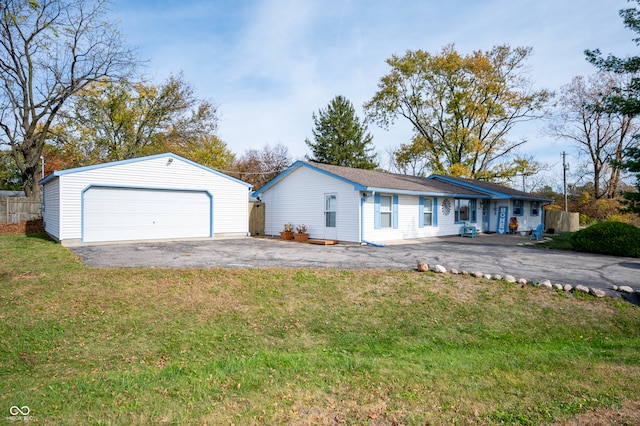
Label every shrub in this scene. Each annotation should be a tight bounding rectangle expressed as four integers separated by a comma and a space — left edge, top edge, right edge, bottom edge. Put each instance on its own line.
570, 221, 640, 258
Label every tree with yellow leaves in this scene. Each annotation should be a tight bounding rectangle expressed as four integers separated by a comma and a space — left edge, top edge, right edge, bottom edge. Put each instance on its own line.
50, 74, 234, 171
364, 44, 551, 179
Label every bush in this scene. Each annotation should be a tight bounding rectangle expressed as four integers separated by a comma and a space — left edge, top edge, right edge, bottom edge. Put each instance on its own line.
570, 221, 640, 258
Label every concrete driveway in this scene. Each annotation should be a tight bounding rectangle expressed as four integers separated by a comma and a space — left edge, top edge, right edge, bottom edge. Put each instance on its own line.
70, 234, 640, 297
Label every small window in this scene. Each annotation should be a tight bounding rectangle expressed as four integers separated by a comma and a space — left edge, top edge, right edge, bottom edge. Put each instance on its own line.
513, 200, 523, 216
423, 198, 433, 226
380, 195, 392, 228
530, 201, 540, 216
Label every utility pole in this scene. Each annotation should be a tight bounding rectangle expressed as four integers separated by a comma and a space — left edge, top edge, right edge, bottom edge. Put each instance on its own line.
562, 151, 569, 212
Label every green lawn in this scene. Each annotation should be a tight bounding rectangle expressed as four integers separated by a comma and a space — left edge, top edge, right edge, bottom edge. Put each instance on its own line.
1, 234, 640, 425
534, 232, 575, 251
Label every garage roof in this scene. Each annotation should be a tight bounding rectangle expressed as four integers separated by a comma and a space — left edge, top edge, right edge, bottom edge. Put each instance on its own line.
39, 152, 252, 188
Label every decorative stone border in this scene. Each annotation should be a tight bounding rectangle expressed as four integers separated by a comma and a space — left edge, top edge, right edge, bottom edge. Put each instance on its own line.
416, 262, 637, 300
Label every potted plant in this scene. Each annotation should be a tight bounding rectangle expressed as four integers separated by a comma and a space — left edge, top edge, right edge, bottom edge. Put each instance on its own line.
280, 223, 294, 240
294, 224, 309, 242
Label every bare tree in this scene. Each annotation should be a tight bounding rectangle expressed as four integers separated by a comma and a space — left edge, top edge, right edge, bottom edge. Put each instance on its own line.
232, 143, 292, 189
549, 73, 639, 199
0, 0, 137, 199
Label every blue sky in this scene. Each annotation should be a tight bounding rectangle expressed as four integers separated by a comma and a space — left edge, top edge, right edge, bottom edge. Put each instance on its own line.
110, 0, 637, 187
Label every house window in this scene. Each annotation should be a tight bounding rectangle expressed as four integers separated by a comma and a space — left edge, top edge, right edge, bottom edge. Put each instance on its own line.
455, 199, 476, 223
423, 198, 433, 226
513, 200, 524, 216
325, 194, 337, 227
380, 195, 392, 228
530, 201, 540, 216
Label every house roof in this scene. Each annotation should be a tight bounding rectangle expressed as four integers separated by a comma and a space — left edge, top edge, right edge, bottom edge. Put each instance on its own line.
430, 175, 553, 202
254, 161, 489, 198
39, 152, 252, 188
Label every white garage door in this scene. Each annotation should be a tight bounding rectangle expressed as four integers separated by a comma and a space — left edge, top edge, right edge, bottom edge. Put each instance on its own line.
83, 187, 212, 242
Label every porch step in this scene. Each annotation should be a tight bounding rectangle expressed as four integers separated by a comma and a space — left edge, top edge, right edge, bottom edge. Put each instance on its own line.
307, 239, 338, 245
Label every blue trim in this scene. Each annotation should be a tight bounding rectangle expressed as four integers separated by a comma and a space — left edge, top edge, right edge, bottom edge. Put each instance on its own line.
433, 197, 438, 227
80, 184, 214, 242
374, 193, 381, 229
253, 161, 367, 196
419, 196, 424, 228
40, 152, 251, 189
360, 191, 384, 246
530, 201, 540, 216
432, 175, 509, 198
365, 186, 490, 198
430, 174, 552, 202
392, 195, 398, 229
512, 199, 524, 216
453, 198, 478, 224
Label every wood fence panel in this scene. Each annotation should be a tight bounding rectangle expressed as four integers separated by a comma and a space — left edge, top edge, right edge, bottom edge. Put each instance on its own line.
248, 202, 265, 236
0, 197, 42, 223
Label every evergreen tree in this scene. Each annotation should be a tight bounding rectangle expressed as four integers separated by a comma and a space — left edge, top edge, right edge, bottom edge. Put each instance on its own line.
586, 1, 640, 213
305, 95, 377, 169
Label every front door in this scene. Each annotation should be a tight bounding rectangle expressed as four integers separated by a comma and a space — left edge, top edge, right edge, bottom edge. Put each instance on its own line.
324, 193, 337, 240
481, 200, 489, 232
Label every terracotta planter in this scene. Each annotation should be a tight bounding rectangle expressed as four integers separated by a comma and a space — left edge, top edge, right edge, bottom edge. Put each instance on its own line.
293, 233, 309, 242
280, 231, 294, 240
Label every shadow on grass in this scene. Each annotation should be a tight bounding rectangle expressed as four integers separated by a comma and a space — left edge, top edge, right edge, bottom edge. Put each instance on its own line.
26, 232, 53, 242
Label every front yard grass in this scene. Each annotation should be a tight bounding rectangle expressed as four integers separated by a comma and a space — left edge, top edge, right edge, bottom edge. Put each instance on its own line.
534, 232, 575, 251
1, 234, 640, 425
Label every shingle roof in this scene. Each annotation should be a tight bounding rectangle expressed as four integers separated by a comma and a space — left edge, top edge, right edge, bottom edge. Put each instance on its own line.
254, 161, 551, 200
430, 175, 553, 201
305, 162, 486, 196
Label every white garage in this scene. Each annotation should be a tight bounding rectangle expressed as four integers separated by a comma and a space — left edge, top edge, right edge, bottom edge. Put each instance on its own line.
40, 153, 252, 245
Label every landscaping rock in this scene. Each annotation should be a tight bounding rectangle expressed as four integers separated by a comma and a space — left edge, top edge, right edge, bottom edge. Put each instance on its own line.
612, 285, 618, 291
473, 271, 483, 278
483, 274, 492, 280
492, 274, 503, 280
417, 262, 428, 272
434, 265, 447, 273
504, 275, 516, 283
540, 279, 552, 289
553, 284, 563, 291
450, 268, 460, 274
618, 286, 634, 294
563, 284, 573, 292
590, 288, 606, 298
517, 278, 527, 285
574, 285, 590, 294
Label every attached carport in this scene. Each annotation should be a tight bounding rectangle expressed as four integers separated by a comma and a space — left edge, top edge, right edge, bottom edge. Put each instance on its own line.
82, 186, 213, 243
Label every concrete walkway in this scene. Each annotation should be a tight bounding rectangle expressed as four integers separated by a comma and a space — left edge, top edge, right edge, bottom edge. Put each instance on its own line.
70, 234, 640, 298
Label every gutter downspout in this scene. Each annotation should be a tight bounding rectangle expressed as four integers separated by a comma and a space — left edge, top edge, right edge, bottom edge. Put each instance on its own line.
360, 191, 385, 247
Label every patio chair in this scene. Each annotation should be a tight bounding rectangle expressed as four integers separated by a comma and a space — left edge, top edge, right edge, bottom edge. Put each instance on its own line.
530, 224, 544, 241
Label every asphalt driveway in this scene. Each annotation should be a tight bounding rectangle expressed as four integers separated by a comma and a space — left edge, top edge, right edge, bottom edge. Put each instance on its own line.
69, 234, 640, 297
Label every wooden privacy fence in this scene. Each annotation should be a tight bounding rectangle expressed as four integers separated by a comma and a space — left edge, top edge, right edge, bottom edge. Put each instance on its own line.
248, 202, 265, 236
0, 197, 42, 223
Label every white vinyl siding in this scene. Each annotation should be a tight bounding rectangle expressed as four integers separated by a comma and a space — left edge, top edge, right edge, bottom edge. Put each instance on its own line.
261, 166, 361, 243
44, 155, 249, 244
42, 178, 60, 240
363, 195, 464, 242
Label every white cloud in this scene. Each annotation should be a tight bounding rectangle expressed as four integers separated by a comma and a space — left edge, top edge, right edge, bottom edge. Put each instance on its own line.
111, 0, 638, 181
